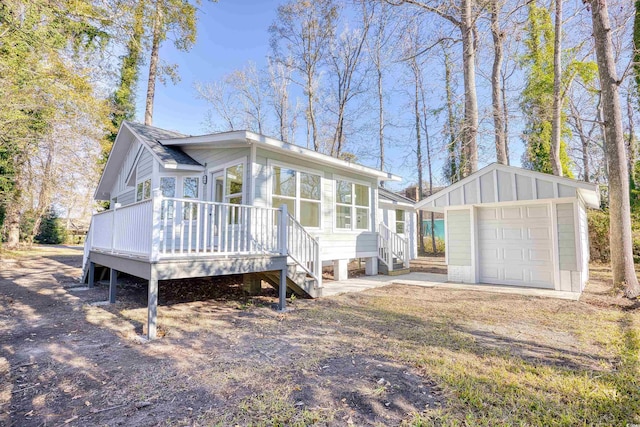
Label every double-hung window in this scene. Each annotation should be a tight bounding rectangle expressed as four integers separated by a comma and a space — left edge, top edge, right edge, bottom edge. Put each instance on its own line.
136, 179, 151, 202
271, 165, 321, 228
395, 209, 406, 234
335, 180, 370, 230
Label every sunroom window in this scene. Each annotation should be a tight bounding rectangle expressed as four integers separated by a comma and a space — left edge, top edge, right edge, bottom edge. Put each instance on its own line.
336, 180, 369, 230
271, 166, 321, 228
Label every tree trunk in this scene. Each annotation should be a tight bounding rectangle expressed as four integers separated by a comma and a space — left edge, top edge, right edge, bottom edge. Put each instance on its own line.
550, 0, 563, 176
501, 71, 510, 164
145, 0, 163, 126
491, 0, 508, 165
414, 66, 425, 255
588, 0, 640, 298
627, 91, 637, 187
460, 0, 478, 176
378, 67, 385, 171
444, 49, 459, 183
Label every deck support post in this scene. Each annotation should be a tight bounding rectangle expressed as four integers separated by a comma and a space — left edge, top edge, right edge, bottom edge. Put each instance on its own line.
365, 257, 378, 276
277, 268, 287, 312
88, 262, 95, 288
147, 268, 158, 340
333, 259, 348, 281
109, 268, 117, 303
242, 274, 262, 295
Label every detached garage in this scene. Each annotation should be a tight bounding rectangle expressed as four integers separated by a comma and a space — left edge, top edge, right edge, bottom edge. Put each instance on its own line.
415, 163, 600, 294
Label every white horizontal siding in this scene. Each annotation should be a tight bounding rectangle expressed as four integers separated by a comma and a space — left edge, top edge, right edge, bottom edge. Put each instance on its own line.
447, 209, 471, 266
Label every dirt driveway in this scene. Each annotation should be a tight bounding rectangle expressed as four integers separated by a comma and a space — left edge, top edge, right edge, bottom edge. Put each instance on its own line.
0, 247, 442, 426
1, 246, 638, 426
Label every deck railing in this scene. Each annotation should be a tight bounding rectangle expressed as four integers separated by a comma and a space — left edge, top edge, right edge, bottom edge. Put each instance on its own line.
378, 222, 409, 270
85, 191, 317, 264
156, 196, 281, 257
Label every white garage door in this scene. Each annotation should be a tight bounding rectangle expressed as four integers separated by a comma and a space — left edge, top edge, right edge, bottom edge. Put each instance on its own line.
477, 204, 554, 289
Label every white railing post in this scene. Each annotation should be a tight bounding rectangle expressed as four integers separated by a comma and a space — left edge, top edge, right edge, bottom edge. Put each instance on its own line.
404, 237, 410, 268
279, 204, 288, 255
111, 202, 120, 253
150, 189, 163, 261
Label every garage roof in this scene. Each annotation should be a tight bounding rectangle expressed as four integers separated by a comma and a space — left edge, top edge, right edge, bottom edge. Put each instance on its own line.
415, 163, 600, 212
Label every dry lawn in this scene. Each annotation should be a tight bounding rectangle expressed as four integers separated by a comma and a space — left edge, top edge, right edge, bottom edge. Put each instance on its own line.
1, 246, 639, 426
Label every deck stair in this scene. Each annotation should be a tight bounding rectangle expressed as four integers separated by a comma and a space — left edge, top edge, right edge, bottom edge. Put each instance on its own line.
378, 223, 410, 276
254, 261, 322, 298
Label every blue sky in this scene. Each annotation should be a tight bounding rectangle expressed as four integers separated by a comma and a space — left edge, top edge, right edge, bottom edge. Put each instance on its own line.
130, 0, 527, 190
134, 0, 279, 136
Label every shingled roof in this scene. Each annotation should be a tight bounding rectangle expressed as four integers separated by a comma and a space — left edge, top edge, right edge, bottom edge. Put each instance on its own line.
125, 122, 202, 168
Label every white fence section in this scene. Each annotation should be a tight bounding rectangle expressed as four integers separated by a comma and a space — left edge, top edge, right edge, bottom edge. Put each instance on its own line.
114, 199, 154, 255
91, 210, 114, 250
286, 213, 322, 287
378, 223, 410, 271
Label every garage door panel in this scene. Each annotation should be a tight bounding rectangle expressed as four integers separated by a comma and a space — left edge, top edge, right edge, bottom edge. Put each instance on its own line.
479, 209, 498, 220
501, 207, 522, 219
527, 206, 549, 218
528, 227, 551, 240
502, 248, 524, 261
477, 205, 554, 289
504, 267, 525, 281
502, 228, 523, 240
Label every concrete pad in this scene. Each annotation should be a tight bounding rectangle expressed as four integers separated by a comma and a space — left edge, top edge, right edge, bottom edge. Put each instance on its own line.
320, 272, 581, 300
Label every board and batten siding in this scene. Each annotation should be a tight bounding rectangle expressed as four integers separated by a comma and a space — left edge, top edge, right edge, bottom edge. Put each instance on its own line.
136, 149, 154, 180
111, 138, 141, 205
253, 147, 379, 261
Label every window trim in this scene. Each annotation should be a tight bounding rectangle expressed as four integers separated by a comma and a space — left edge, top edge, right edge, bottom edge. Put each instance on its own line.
267, 160, 324, 230
333, 175, 373, 232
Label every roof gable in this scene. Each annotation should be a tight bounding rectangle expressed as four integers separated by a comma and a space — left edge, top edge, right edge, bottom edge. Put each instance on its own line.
94, 122, 203, 200
415, 163, 600, 212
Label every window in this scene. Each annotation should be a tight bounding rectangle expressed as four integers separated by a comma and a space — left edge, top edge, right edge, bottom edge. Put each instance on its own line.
183, 177, 199, 219
395, 209, 406, 234
335, 180, 369, 230
136, 179, 151, 202
271, 165, 321, 227
160, 177, 176, 219
225, 164, 243, 204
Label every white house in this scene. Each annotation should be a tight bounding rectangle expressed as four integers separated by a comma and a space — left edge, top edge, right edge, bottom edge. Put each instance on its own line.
84, 122, 417, 338
415, 163, 600, 294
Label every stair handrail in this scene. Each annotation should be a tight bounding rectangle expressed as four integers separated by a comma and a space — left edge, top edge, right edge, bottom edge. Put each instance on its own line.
285, 211, 322, 289
378, 223, 409, 271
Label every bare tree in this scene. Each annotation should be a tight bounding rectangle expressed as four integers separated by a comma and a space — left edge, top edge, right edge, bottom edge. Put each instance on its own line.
195, 81, 241, 131
270, 0, 339, 151
490, 0, 508, 164
267, 58, 295, 142
391, 0, 479, 176
228, 62, 267, 134
363, 1, 399, 171
585, 0, 639, 298
328, 21, 370, 157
